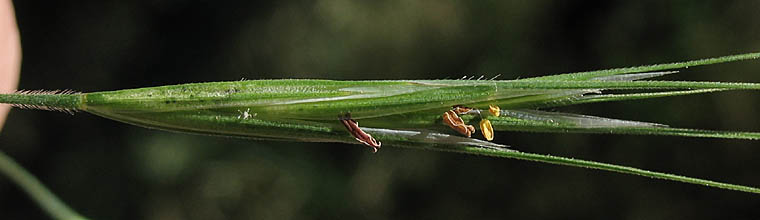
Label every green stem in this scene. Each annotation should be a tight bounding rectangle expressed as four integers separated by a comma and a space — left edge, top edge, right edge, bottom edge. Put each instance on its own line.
0, 92, 82, 112
0, 150, 88, 220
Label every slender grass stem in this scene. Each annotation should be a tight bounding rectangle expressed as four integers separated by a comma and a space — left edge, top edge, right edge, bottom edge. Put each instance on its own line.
0, 150, 88, 220
453, 147, 760, 194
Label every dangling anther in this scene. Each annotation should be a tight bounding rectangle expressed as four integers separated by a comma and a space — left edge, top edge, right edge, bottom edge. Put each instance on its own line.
478, 105, 500, 141
452, 105, 474, 115
445, 105, 500, 141
339, 113, 381, 153
442, 110, 476, 137
479, 119, 494, 141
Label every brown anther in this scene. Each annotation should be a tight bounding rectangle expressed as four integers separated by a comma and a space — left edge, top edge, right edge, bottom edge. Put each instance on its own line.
443, 110, 474, 137
479, 119, 494, 141
340, 113, 381, 153
466, 124, 476, 135
452, 105, 474, 115
488, 105, 501, 117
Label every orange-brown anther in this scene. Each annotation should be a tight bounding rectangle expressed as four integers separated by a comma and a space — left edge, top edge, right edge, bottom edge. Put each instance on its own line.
443, 110, 464, 124
465, 124, 475, 135
452, 105, 474, 115
443, 110, 474, 137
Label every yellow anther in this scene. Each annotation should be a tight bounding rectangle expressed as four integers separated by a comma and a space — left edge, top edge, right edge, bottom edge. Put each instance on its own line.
489, 105, 501, 117
479, 119, 494, 141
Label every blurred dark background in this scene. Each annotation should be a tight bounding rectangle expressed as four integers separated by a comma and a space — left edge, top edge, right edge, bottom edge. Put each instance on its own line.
2, 0, 760, 219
